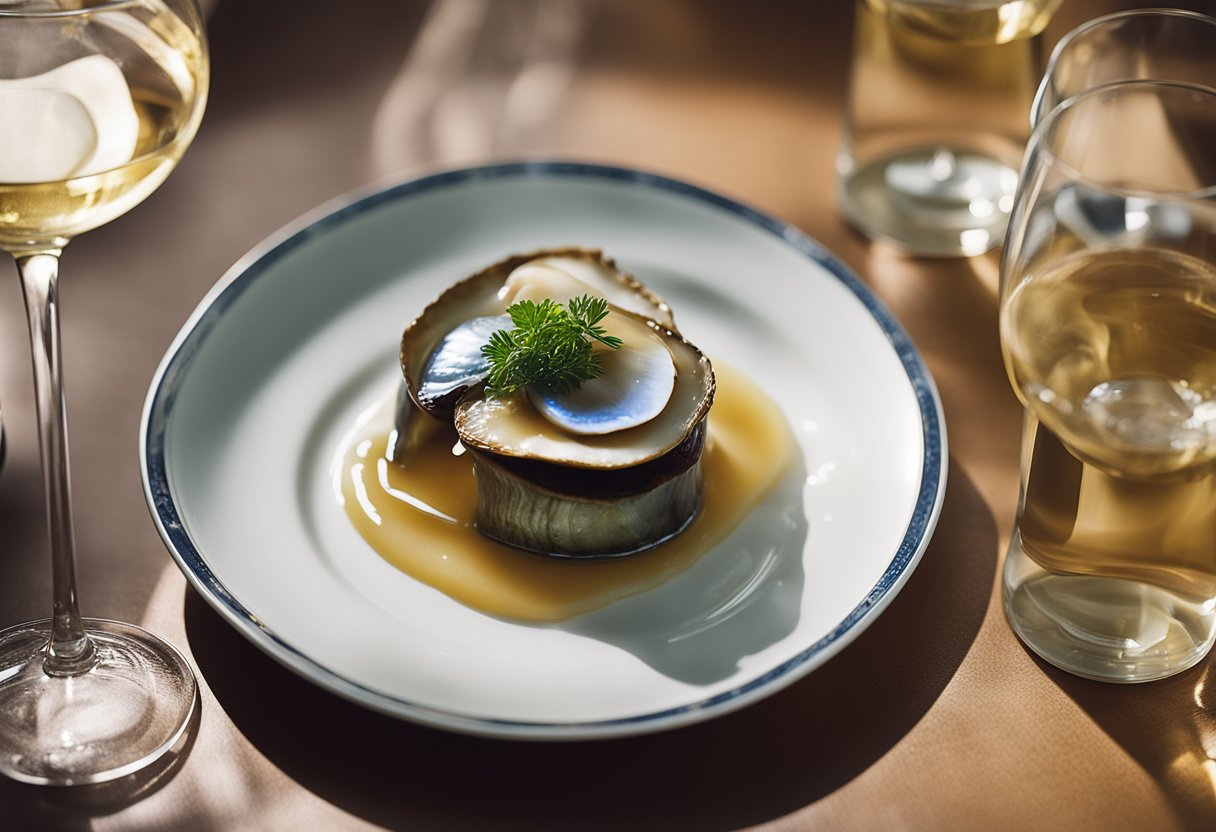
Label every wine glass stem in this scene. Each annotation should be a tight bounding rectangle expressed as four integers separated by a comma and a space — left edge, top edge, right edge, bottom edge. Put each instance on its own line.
15, 251, 96, 677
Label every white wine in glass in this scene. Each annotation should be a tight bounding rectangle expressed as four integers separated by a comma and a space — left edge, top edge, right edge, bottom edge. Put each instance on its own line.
1000, 81, 1216, 682
0, 0, 208, 785
838, 0, 1060, 256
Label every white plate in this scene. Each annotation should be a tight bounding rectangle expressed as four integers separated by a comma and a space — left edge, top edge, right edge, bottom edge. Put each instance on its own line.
142, 163, 946, 739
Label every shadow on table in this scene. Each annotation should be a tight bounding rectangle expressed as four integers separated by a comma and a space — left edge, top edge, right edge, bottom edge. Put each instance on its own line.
185, 460, 995, 831
0, 695, 201, 831
1035, 655, 1216, 831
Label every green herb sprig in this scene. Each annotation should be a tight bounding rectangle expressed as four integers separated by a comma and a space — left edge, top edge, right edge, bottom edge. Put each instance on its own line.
481, 295, 623, 396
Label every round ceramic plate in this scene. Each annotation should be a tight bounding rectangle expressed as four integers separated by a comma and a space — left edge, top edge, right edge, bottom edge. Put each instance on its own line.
142, 162, 946, 739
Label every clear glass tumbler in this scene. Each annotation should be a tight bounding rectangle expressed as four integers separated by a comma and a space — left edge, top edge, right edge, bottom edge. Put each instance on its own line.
837, 0, 1061, 256
999, 81, 1216, 682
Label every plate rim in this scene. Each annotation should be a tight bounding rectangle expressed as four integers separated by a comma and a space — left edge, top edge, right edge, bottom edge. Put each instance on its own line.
140, 160, 948, 739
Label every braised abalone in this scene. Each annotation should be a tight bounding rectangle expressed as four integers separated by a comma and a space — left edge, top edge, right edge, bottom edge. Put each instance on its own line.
397, 248, 714, 558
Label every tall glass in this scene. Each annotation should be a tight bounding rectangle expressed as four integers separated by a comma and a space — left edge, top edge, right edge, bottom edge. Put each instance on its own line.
1031, 8, 1216, 129
999, 81, 1216, 682
0, 0, 208, 784
837, 0, 1060, 257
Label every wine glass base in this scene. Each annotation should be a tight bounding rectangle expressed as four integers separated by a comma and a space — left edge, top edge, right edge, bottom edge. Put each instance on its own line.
0, 618, 198, 786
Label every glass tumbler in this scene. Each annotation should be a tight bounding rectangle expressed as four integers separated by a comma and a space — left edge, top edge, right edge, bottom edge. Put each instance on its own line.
837, 0, 1061, 256
1000, 81, 1216, 682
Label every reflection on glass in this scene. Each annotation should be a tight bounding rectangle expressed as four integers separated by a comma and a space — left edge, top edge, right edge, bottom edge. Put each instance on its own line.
371, 0, 583, 174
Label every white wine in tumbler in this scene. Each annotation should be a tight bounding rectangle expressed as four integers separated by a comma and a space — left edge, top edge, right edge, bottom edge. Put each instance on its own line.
1004, 248, 1216, 481
1016, 417, 1216, 602
839, 0, 1060, 255
1002, 247, 1216, 673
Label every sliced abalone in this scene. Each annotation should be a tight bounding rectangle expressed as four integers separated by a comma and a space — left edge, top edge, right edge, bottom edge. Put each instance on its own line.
529, 315, 677, 436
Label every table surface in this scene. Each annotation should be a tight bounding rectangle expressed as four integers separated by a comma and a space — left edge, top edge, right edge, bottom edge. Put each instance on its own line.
3, 1, 1215, 829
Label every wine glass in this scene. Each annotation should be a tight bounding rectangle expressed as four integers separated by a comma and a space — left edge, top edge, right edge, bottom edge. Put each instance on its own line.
999, 81, 1216, 682
1031, 7, 1216, 130
0, 0, 208, 784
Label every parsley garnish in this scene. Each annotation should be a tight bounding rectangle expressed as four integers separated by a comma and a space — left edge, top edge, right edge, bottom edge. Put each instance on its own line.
481, 295, 624, 396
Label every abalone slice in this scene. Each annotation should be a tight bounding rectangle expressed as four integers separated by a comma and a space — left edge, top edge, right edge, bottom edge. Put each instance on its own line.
529, 316, 676, 436
414, 313, 511, 413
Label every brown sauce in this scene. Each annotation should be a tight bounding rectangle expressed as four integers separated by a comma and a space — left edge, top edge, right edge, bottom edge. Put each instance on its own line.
335, 362, 796, 622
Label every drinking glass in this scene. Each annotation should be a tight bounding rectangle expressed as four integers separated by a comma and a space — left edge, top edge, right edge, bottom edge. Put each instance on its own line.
837, 0, 1060, 257
1031, 8, 1216, 130
0, 0, 208, 784
999, 81, 1216, 682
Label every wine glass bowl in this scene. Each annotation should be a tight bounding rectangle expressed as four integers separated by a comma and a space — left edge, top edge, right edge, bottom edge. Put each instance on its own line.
0, 0, 207, 785
0, 0, 207, 251
999, 80, 1216, 682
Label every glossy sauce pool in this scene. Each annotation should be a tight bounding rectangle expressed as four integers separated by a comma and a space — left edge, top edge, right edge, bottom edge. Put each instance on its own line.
335, 363, 796, 622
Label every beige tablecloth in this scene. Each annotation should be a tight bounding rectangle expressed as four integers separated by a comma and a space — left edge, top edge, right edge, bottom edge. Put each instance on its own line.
2, 1, 1214, 829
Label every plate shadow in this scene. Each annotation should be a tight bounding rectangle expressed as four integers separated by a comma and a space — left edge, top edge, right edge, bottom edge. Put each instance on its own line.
186, 459, 994, 831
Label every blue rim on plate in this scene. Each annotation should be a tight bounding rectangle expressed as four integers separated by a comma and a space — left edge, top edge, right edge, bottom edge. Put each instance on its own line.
140, 161, 947, 738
